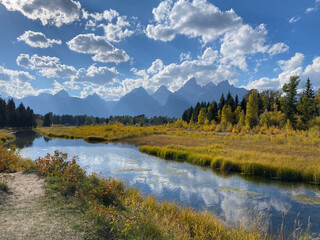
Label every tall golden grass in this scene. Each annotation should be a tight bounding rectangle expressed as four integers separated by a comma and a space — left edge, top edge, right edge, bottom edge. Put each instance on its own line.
140, 141, 320, 183
37, 124, 169, 142
37, 124, 320, 184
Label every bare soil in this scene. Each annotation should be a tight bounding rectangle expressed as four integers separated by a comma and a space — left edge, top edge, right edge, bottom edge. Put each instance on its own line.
0, 172, 85, 240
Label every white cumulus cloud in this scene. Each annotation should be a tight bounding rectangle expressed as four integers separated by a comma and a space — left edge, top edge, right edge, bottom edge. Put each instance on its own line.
73, 65, 119, 85
0, 0, 81, 27
0, 66, 34, 82
246, 53, 305, 91
98, 17, 134, 42
146, 0, 242, 43
17, 54, 77, 79
0, 66, 38, 99
16, 54, 120, 86
268, 43, 289, 56
17, 31, 62, 48
147, 59, 164, 74
84, 9, 136, 42
67, 33, 130, 64
303, 56, 320, 89
220, 24, 289, 70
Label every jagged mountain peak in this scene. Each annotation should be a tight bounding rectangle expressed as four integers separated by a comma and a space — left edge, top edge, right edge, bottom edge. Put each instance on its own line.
184, 77, 199, 88
153, 85, 172, 106
85, 93, 101, 100
130, 86, 149, 96
54, 90, 69, 98
217, 80, 231, 88
12, 77, 248, 118
155, 85, 170, 93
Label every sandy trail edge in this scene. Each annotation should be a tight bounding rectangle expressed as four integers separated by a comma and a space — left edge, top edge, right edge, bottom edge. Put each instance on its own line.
0, 172, 85, 240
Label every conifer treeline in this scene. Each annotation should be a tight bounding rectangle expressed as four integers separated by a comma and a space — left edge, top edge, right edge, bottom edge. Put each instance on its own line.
182, 76, 320, 130
106, 115, 175, 126
42, 113, 106, 127
41, 113, 175, 127
0, 98, 36, 128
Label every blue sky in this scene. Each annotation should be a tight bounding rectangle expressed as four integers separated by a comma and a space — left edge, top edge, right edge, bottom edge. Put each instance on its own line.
0, 0, 319, 100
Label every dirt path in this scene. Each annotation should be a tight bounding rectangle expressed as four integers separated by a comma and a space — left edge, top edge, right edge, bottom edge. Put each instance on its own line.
0, 172, 85, 240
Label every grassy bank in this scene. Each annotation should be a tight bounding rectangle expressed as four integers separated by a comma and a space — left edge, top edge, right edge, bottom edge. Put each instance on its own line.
32, 150, 270, 239
137, 130, 320, 184
0, 129, 15, 143
140, 144, 320, 183
37, 124, 168, 142
37, 125, 320, 184
0, 145, 271, 239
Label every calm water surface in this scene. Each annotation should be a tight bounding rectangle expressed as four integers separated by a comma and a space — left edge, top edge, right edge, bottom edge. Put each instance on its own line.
12, 131, 320, 237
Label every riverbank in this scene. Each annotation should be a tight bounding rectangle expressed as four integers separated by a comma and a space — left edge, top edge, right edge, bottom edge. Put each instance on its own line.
0, 146, 271, 240
37, 125, 168, 142
37, 125, 320, 185
0, 129, 15, 143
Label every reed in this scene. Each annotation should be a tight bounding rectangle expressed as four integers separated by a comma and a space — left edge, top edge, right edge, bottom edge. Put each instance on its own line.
140, 144, 320, 184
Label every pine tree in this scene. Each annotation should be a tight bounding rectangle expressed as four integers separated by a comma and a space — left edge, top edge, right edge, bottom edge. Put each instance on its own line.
16, 103, 27, 127
257, 93, 264, 115
305, 78, 314, 99
0, 98, 7, 127
26, 107, 35, 127
281, 76, 300, 125
218, 94, 225, 111
245, 90, 259, 128
207, 101, 218, 122
43, 112, 53, 127
240, 97, 247, 113
297, 78, 315, 123
182, 106, 193, 123
6, 98, 17, 127
235, 95, 239, 108
192, 103, 201, 123
226, 91, 236, 111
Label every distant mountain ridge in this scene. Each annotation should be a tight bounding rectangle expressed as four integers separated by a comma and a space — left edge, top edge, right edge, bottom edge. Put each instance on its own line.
11, 79, 248, 118
13, 90, 109, 117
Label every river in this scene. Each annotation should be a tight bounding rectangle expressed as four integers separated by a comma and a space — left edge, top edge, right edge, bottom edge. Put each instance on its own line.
11, 131, 320, 237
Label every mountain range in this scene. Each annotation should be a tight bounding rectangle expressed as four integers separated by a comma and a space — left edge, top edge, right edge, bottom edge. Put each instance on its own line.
12, 78, 248, 118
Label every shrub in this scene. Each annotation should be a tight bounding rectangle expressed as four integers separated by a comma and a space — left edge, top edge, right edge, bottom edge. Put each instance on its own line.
0, 145, 32, 173
35, 151, 86, 196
